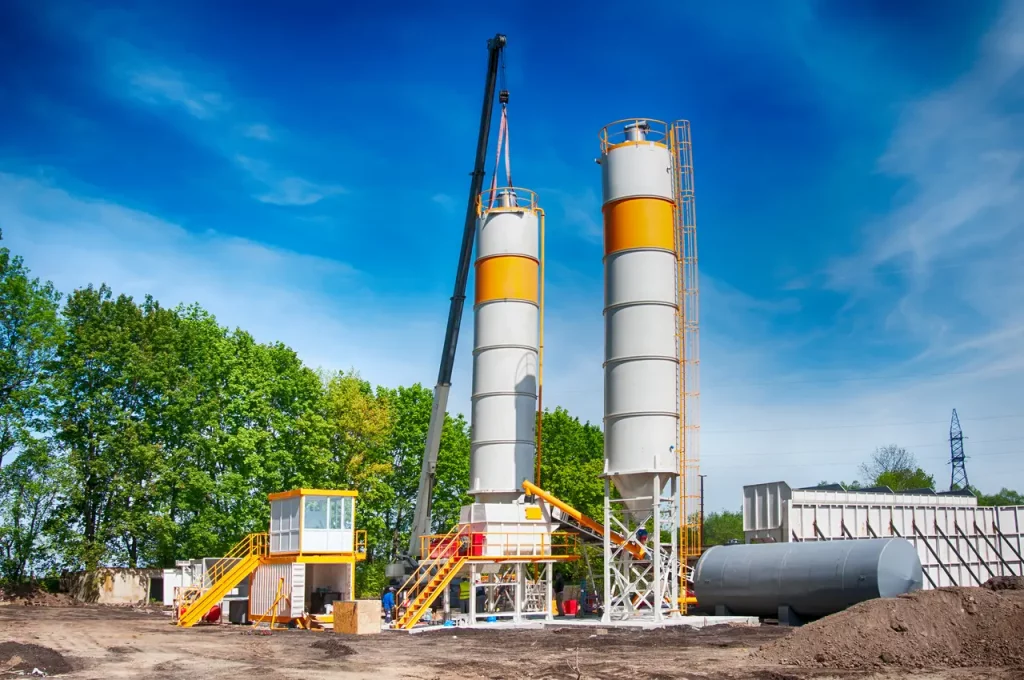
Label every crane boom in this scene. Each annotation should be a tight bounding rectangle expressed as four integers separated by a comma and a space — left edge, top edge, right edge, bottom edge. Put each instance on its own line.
405, 33, 507, 560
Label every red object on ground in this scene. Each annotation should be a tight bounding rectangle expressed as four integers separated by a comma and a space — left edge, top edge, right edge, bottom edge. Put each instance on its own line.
203, 604, 222, 624
563, 599, 578, 616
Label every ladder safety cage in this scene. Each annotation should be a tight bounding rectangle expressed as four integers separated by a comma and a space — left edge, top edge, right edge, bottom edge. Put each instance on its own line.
669, 120, 701, 614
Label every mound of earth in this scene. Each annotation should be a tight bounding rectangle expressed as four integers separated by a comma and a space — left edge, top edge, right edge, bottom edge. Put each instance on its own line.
757, 586, 1024, 670
0, 642, 73, 675
0, 583, 78, 607
310, 638, 356, 658
983, 575, 1024, 591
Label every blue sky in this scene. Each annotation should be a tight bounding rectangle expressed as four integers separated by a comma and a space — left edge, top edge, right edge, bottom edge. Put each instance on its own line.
2, 0, 1023, 510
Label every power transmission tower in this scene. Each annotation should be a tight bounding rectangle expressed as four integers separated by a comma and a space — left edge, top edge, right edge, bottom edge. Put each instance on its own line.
949, 409, 969, 491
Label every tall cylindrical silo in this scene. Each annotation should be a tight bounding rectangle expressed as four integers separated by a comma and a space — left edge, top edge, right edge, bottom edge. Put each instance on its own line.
470, 188, 540, 504
600, 120, 679, 513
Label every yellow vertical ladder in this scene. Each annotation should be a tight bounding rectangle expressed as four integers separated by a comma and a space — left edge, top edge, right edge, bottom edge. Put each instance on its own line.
670, 120, 702, 613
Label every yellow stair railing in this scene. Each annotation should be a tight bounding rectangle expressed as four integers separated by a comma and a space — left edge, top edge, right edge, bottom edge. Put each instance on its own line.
394, 524, 469, 630
177, 532, 269, 628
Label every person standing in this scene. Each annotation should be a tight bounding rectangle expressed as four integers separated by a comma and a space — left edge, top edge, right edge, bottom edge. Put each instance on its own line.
382, 586, 396, 624
554, 573, 565, 616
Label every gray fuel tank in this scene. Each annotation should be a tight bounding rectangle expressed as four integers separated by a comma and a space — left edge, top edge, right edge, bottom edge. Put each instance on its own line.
693, 538, 922, 619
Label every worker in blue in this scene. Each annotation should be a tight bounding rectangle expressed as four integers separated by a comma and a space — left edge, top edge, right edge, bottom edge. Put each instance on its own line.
382, 586, 396, 624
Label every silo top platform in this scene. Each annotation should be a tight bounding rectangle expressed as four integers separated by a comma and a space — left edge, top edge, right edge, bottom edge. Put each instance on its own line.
267, 488, 361, 556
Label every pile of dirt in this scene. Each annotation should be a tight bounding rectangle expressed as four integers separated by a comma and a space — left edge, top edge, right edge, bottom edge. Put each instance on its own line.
0, 583, 79, 607
983, 575, 1024, 591
0, 642, 74, 675
310, 638, 356, 658
757, 586, 1024, 670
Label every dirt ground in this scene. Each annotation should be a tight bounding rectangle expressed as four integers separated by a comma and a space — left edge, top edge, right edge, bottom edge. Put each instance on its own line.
1, 605, 1020, 680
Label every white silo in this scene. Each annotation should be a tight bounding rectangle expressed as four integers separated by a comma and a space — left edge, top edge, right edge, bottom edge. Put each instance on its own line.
601, 120, 679, 512
469, 188, 540, 503
598, 118, 683, 623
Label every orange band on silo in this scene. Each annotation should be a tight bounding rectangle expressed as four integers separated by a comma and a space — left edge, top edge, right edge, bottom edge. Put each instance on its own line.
475, 255, 539, 304
603, 197, 674, 255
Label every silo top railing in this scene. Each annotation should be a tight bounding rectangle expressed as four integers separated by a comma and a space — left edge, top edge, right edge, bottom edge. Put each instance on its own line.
477, 187, 539, 215
599, 118, 670, 153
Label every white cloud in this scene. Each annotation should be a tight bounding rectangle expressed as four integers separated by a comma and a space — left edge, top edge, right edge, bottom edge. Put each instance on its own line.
125, 68, 228, 120
691, 3, 1024, 508
243, 123, 273, 141
0, 173, 445, 397
431, 193, 455, 211
825, 2, 1024, 361
235, 155, 346, 206
542, 187, 602, 244
108, 46, 343, 208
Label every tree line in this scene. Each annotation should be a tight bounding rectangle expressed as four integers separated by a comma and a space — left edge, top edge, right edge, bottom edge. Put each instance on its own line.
0, 234, 605, 594
2, 234, 1018, 589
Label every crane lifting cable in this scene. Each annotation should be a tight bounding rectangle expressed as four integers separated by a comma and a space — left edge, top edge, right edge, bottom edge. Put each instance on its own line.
487, 88, 513, 208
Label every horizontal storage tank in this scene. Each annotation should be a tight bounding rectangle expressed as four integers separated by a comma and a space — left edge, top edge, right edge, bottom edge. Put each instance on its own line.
693, 538, 923, 620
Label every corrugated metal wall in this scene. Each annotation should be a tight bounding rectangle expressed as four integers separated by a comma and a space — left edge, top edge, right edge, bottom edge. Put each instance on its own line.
290, 563, 305, 618
743, 482, 1024, 588
250, 563, 293, 619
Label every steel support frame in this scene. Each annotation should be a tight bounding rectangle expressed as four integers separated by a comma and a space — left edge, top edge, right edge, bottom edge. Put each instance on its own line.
465, 561, 553, 625
602, 474, 680, 623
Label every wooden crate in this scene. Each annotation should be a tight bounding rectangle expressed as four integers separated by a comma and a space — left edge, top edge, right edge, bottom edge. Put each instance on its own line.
333, 600, 380, 635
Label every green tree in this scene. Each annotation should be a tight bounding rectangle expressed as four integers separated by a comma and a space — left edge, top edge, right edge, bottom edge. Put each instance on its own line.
376, 384, 433, 561
0, 439, 66, 582
432, 412, 471, 532
165, 326, 327, 562
49, 286, 160, 569
47, 287, 187, 568
702, 510, 743, 547
971, 487, 1024, 506
536, 407, 604, 520
858, 445, 935, 491
0, 234, 61, 469
294, 370, 393, 566
817, 480, 863, 490
875, 467, 935, 492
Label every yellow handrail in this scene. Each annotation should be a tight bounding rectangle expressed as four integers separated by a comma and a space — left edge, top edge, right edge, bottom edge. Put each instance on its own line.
401, 524, 468, 598
202, 532, 268, 589
395, 524, 470, 629
355, 530, 367, 555
417, 529, 578, 558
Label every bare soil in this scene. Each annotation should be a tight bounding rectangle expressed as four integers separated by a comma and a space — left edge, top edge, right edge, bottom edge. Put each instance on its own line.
758, 585, 1024, 672
0, 641, 74, 675
0, 603, 1016, 679
0, 583, 80, 607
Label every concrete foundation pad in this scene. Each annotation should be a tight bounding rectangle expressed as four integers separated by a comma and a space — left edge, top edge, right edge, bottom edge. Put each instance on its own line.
396, 615, 758, 633
542, 615, 758, 630
404, 621, 546, 634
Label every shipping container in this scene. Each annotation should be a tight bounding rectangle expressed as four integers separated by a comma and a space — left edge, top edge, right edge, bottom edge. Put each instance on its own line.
743, 481, 1024, 588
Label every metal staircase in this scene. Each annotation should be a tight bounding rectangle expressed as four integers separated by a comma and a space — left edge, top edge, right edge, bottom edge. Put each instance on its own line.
177, 532, 269, 628
394, 525, 469, 630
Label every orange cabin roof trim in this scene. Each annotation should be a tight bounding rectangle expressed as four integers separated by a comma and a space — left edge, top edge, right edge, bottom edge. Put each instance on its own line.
267, 488, 359, 501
